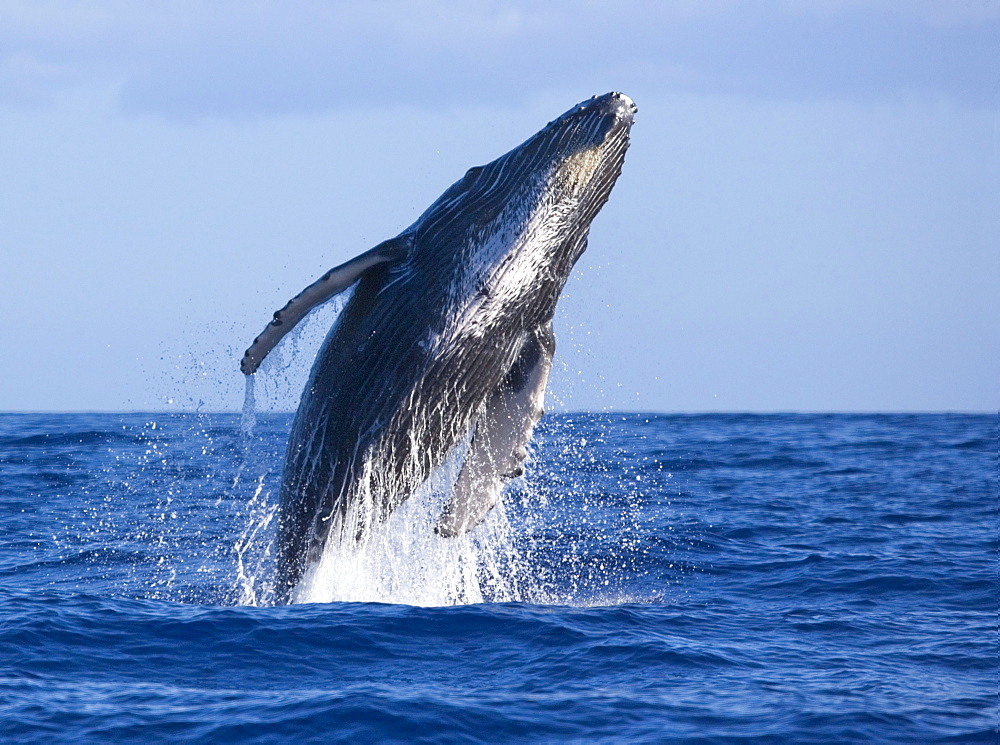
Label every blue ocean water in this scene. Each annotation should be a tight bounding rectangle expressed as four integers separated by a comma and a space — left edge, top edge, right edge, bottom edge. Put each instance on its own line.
0, 412, 994, 743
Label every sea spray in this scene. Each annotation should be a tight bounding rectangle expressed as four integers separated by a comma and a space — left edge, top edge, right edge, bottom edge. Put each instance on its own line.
233, 472, 279, 607
290, 440, 528, 606
229, 413, 647, 607
240, 374, 256, 436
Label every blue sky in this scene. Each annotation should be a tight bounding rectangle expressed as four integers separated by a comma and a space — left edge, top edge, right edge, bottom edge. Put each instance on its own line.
1, 1, 997, 412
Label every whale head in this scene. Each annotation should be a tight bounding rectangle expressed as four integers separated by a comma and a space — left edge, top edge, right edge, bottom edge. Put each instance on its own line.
470, 91, 634, 201
411, 92, 636, 318
421, 91, 635, 229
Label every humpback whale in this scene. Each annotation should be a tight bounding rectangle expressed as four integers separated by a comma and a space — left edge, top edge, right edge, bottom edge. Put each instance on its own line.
242, 92, 636, 602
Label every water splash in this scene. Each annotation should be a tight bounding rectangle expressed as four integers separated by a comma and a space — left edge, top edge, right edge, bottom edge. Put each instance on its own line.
233, 472, 279, 606
225, 408, 659, 608
226, 293, 652, 608
240, 375, 257, 436
28, 410, 654, 608
291, 448, 526, 606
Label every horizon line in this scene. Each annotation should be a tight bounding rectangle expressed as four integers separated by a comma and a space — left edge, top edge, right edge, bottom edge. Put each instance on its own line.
0, 409, 995, 417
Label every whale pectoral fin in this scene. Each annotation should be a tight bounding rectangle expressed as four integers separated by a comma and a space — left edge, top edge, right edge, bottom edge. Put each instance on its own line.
240, 235, 410, 374
436, 323, 556, 538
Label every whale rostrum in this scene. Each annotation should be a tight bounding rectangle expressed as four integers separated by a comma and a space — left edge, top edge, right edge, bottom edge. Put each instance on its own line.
242, 93, 636, 601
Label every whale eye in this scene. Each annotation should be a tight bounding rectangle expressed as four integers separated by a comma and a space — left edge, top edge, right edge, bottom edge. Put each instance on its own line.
465, 166, 483, 180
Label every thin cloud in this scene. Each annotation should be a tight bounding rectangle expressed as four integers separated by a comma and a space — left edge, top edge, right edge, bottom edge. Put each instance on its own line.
1, 1, 996, 117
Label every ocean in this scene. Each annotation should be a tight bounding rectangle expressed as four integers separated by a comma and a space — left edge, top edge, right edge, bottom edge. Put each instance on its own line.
0, 412, 994, 743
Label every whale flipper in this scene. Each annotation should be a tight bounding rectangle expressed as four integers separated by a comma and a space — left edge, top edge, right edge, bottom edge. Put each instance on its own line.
436, 323, 556, 537
241, 235, 410, 374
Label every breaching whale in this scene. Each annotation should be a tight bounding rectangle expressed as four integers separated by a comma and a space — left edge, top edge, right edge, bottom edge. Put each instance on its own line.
242, 92, 636, 602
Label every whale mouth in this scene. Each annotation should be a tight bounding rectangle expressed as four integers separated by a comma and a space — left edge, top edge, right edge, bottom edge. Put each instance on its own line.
561, 92, 637, 129
604, 92, 637, 125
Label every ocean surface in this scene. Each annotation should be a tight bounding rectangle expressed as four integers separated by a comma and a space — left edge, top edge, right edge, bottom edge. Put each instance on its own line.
0, 412, 994, 743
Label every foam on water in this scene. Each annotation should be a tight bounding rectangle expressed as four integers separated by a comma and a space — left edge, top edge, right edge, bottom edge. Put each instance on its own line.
297, 510, 491, 606
291, 446, 527, 606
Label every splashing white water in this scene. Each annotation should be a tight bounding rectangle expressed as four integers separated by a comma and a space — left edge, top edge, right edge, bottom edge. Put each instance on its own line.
291, 443, 527, 607
225, 410, 655, 608
233, 472, 279, 606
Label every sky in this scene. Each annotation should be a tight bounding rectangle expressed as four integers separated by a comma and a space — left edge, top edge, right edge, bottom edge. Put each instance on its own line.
1, 0, 997, 413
